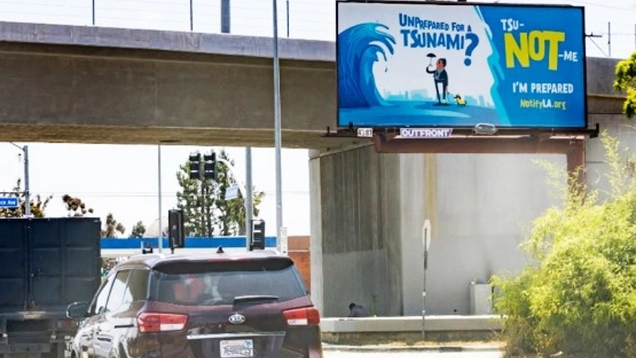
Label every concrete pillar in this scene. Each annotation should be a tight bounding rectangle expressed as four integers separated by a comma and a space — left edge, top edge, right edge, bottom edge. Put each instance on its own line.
308, 145, 402, 317
308, 150, 324, 314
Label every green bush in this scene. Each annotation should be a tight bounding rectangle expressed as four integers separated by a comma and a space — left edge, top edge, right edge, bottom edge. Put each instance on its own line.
491, 132, 636, 357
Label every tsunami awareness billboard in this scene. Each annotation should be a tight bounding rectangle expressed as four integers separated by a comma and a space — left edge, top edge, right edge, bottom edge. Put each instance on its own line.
336, 1, 587, 129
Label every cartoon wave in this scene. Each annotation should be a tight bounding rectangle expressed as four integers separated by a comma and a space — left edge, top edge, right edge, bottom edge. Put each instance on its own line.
338, 23, 396, 109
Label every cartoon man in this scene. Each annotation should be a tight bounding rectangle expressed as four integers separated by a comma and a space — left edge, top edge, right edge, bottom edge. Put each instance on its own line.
426, 58, 449, 105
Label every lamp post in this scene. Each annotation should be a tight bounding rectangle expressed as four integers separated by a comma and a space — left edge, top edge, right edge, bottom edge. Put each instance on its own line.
9, 143, 30, 217
272, 0, 284, 251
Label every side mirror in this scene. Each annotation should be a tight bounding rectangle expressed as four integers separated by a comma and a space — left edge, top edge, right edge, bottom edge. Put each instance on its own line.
66, 301, 90, 319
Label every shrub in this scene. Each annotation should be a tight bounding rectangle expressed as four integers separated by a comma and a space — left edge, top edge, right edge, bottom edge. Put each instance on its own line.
491, 132, 636, 357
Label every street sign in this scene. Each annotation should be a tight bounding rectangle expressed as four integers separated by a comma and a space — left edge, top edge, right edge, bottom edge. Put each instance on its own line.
280, 226, 288, 255
225, 185, 239, 200
357, 128, 373, 138
422, 219, 432, 251
0, 197, 19, 208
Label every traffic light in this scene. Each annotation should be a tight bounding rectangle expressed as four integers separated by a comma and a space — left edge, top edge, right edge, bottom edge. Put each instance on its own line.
250, 219, 265, 251
168, 209, 185, 249
203, 152, 217, 180
189, 153, 202, 180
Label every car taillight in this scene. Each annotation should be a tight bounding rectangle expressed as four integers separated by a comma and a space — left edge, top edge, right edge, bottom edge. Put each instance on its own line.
283, 307, 320, 326
137, 313, 188, 333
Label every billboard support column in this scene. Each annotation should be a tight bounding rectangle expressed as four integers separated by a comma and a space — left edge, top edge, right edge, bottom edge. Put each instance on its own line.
566, 140, 586, 190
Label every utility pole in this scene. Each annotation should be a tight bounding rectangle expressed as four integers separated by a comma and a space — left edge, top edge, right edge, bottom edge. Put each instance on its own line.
245, 149, 253, 250
23, 146, 30, 217
9, 143, 30, 217
608, 22, 611, 58
190, 0, 194, 31
221, 0, 230, 34
286, 0, 290, 38
218, 0, 253, 248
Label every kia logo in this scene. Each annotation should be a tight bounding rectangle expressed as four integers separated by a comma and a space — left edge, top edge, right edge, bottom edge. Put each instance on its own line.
228, 313, 245, 324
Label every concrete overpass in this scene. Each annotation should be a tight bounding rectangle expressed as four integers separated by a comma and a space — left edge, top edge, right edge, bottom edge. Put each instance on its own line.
0, 21, 346, 149
0, 21, 632, 317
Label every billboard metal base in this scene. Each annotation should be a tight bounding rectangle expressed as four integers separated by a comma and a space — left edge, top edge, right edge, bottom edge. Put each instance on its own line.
324, 123, 600, 187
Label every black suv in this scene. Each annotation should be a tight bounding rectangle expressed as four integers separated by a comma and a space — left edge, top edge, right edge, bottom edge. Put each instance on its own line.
66, 249, 322, 358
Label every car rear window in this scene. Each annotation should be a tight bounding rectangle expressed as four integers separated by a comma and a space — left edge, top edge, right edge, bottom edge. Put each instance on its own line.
148, 258, 307, 305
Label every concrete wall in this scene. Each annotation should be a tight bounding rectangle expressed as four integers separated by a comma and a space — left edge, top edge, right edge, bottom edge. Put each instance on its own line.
402, 153, 564, 315
586, 114, 636, 198
311, 146, 566, 317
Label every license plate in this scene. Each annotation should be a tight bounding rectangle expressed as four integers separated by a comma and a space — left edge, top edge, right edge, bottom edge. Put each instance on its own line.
220, 339, 254, 357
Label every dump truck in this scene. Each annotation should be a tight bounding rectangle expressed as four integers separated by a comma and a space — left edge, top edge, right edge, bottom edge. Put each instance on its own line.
0, 217, 102, 358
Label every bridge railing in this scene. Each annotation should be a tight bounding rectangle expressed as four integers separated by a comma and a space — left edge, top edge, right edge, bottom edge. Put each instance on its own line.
0, 0, 334, 41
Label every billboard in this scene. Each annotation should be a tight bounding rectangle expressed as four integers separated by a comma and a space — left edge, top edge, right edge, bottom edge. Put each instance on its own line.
336, 1, 587, 129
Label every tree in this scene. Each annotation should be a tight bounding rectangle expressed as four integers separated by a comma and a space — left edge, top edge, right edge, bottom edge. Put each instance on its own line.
62, 194, 94, 217
614, 51, 636, 118
0, 178, 52, 218
491, 132, 636, 358
213, 150, 264, 236
101, 213, 125, 238
129, 221, 146, 238
175, 149, 264, 237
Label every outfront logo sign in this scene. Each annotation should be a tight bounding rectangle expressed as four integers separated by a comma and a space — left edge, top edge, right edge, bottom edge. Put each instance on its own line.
336, 1, 586, 130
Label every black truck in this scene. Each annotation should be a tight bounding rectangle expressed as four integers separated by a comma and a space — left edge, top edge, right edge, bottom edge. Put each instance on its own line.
0, 218, 102, 358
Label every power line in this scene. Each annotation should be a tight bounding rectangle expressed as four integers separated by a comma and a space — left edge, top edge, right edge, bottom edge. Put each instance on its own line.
568, 0, 636, 12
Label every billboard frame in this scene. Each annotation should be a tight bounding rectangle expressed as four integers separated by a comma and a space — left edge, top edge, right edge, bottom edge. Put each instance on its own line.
335, 0, 589, 133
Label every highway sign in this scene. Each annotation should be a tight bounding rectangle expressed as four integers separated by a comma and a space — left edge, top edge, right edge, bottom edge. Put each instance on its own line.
0, 197, 19, 208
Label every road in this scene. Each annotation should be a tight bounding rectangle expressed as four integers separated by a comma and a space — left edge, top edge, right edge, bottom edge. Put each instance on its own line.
324, 350, 503, 358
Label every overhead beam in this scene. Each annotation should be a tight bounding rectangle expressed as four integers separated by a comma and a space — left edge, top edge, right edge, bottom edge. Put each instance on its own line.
373, 134, 587, 186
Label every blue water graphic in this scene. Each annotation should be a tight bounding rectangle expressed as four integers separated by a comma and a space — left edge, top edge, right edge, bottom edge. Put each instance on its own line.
338, 23, 396, 109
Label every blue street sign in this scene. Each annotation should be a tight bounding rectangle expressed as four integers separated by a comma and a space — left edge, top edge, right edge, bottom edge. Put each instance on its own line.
0, 197, 19, 208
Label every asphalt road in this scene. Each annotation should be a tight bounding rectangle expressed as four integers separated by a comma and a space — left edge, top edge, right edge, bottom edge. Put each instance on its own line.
324, 350, 504, 358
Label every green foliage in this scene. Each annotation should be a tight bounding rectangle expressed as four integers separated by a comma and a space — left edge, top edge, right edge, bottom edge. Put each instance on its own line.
0, 179, 52, 218
214, 150, 265, 236
101, 213, 125, 238
129, 221, 146, 238
175, 149, 264, 237
176, 161, 216, 237
492, 131, 636, 357
614, 51, 636, 119
62, 194, 94, 217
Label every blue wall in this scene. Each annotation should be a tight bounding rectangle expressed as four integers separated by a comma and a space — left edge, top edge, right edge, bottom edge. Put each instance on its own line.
101, 236, 277, 249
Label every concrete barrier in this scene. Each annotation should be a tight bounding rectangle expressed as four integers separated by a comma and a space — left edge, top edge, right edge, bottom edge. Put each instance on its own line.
320, 315, 503, 344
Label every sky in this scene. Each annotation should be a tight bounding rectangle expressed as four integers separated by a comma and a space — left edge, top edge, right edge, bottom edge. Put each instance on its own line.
0, 0, 635, 237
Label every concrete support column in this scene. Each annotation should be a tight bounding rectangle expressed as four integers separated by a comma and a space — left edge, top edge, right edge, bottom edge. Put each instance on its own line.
309, 150, 324, 313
